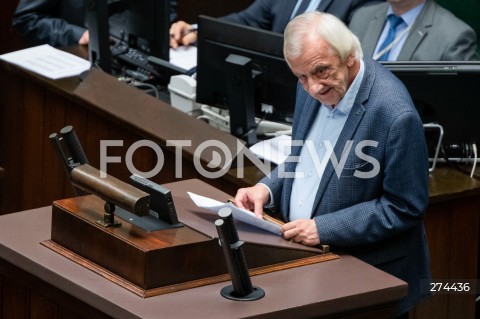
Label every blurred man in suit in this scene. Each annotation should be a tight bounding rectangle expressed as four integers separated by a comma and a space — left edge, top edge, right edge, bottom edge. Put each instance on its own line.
13, 0, 88, 47
170, 0, 380, 48
233, 11, 431, 318
12, 0, 177, 48
349, 0, 478, 61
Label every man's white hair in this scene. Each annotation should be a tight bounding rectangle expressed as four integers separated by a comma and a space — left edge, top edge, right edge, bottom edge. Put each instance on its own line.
284, 11, 363, 63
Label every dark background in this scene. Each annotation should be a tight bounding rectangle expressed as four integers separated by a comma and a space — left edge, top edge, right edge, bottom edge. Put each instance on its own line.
0, 0, 256, 54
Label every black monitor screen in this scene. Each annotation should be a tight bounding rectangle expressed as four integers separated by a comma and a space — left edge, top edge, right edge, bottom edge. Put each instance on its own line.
382, 61, 480, 152
87, 0, 172, 74
196, 15, 297, 143
109, 0, 171, 60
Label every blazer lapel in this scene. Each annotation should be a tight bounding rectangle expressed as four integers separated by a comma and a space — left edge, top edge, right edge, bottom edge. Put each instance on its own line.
309, 102, 366, 216
398, 0, 433, 60
277, 1, 299, 29
362, 5, 389, 57
294, 98, 320, 142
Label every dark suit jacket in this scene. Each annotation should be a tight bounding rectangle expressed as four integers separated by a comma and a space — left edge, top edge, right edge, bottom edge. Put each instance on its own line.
12, 0, 86, 47
349, 0, 478, 61
261, 58, 431, 315
12, 0, 178, 48
223, 0, 381, 33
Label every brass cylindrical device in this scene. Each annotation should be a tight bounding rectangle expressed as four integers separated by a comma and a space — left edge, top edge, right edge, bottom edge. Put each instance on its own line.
71, 164, 150, 216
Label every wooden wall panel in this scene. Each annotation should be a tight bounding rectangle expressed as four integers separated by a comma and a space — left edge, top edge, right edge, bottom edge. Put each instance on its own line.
0, 258, 114, 319
0, 72, 25, 214
21, 80, 46, 209
1, 277, 28, 319
411, 195, 480, 319
43, 93, 72, 202
30, 291, 57, 319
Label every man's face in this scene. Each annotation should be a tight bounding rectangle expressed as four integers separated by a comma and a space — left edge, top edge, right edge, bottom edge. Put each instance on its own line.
288, 36, 354, 107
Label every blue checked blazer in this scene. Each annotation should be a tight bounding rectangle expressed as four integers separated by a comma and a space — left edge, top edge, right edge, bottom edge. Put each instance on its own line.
261, 58, 431, 315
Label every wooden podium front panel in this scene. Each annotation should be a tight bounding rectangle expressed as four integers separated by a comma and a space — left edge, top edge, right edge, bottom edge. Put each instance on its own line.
51, 196, 223, 289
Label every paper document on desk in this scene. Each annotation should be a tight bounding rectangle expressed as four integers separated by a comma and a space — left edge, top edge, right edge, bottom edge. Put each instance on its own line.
0, 44, 91, 80
249, 134, 292, 165
187, 192, 282, 236
169, 46, 197, 71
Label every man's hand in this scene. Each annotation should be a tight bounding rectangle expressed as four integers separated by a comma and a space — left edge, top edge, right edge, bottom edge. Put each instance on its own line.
79, 30, 89, 45
282, 219, 320, 246
169, 21, 197, 49
233, 184, 270, 219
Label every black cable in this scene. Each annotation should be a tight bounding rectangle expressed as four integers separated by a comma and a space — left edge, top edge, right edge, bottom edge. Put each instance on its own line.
239, 112, 267, 140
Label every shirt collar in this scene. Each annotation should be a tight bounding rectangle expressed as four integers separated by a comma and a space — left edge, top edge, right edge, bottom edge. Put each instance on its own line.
387, 1, 426, 27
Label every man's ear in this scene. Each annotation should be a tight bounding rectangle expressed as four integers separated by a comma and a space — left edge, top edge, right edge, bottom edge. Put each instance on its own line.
346, 53, 356, 68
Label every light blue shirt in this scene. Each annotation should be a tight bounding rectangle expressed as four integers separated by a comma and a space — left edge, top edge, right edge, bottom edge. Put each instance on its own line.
289, 60, 365, 220
374, 2, 426, 61
290, 0, 323, 20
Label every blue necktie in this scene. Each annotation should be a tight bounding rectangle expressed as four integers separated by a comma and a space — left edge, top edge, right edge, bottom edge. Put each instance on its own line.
377, 14, 404, 61
293, 0, 311, 18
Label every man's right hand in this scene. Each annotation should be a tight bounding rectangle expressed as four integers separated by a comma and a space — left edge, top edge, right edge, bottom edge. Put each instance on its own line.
233, 184, 270, 219
169, 21, 197, 49
79, 30, 89, 45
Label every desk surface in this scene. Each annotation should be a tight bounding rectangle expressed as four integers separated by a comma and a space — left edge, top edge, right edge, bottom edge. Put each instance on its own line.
428, 165, 480, 203
0, 181, 407, 319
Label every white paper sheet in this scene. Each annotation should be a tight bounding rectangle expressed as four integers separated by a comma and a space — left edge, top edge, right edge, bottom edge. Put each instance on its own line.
169, 46, 197, 71
249, 134, 292, 165
0, 45, 91, 80
187, 192, 282, 236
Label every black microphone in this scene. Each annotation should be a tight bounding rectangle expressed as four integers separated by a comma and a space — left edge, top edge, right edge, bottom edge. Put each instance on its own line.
215, 207, 264, 301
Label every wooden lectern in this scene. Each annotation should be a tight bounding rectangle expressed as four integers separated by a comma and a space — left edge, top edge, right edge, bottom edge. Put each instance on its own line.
0, 178, 408, 318
43, 179, 337, 298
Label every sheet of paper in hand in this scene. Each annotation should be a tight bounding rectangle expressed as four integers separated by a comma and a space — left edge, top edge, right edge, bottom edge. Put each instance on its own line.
187, 192, 282, 236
